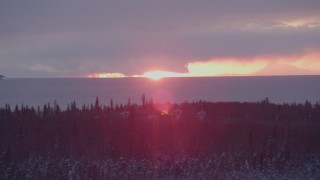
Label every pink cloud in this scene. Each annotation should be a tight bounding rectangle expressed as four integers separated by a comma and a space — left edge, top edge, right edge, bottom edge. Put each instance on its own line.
186, 50, 320, 76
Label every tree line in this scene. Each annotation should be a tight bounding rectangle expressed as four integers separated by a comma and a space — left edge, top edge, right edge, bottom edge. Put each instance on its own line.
1, 96, 320, 178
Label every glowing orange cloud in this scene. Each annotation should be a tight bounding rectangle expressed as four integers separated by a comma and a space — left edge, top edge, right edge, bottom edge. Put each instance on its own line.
88, 72, 126, 78
187, 50, 320, 76
187, 59, 267, 76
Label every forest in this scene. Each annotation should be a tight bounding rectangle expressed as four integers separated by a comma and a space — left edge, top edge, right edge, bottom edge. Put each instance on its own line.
1, 96, 320, 179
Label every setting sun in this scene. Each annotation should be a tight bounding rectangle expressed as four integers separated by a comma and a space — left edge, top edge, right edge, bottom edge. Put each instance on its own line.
139, 71, 190, 80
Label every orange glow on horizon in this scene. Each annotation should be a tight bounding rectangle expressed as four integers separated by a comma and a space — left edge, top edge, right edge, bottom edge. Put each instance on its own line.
88, 73, 126, 78
135, 71, 190, 80
87, 50, 320, 78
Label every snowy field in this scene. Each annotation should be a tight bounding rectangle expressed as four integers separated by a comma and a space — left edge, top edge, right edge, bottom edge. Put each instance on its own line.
1, 153, 320, 179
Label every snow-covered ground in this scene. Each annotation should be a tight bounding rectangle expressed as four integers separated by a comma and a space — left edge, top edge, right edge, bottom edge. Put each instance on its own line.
1, 153, 320, 179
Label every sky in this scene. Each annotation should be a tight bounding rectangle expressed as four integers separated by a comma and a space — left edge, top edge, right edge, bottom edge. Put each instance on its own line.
1, 0, 320, 78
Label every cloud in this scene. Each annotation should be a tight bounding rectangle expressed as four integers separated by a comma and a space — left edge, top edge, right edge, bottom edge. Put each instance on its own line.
291, 50, 320, 71
1, 0, 320, 77
88, 73, 126, 78
280, 18, 320, 28
28, 64, 65, 73
7, 48, 320, 78
255, 63, 315, 75
187, 59, 267, 76
129, 49, 320, 78
186, 50, 320, 76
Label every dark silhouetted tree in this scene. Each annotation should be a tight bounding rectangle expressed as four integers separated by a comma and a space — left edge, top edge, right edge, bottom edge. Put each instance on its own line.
142, 94, 146, 107
110, 99, 114, 110
127, 97, 131, 107
94, 96, 101, 112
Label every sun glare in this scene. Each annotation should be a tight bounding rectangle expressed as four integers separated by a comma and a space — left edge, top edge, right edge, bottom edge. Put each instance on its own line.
143, 71, 165, 80
141, 71, 189, 80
